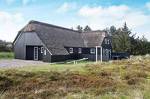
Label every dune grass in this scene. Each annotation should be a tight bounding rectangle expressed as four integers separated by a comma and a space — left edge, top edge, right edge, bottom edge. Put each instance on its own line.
0, 52, 14, 59
16, 62, 90, 73
0, 55, 150, 99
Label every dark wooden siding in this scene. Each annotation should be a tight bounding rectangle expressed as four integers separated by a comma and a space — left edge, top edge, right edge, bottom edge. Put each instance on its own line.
26, 46, 43, 60
42, 48, 51, 62
14, 32, 44, 60
51, 55, 70, 62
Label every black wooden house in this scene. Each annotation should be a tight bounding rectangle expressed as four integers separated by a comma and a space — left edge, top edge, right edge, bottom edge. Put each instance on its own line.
13, 21, 112, 62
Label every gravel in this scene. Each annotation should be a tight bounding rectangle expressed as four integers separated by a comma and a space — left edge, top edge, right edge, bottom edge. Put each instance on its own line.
0, 59, 49, 68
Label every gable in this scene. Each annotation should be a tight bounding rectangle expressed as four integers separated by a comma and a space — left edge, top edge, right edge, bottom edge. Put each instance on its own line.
82, 31, 107, 47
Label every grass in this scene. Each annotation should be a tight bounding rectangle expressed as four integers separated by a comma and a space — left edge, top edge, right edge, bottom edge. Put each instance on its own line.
0, 55, 150, 99
0, 52, 14, 59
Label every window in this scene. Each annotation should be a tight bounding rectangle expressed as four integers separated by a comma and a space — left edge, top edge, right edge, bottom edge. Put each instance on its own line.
90, 48, 95, 54
69, 48, 73, 53
41, 47, 44, 53
105, 39, 110, 44
105, 39, 107, 44
105, 49, 108, 56
107, 40, 110, 44
78, 48, 82, 53
109, 50, 111, 59
44, 50, 46, 55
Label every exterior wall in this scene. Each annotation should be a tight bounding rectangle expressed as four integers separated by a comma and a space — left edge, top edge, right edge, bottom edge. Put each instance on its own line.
42, 48, 51, 62
14, 32, 112, 62
51, 55, 70, 62
101, 37, 112, 61
14, 32, 48, 60
81, 54, 95, 61
65, 47, 81, 54
14, 33, 26, 59
65, 47, 103, 61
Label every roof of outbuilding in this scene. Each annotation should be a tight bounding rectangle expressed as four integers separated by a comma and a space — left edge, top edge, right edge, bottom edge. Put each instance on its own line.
14, 20, 107, 55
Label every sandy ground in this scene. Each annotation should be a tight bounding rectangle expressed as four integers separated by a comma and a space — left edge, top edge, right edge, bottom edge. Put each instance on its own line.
0, 59, 49, 68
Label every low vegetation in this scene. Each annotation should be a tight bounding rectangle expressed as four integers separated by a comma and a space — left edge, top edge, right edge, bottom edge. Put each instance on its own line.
0, 55, 150, 99
0, 52, 14, 59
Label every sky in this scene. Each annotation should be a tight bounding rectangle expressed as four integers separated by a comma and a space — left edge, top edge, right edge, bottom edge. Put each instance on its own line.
0, 0, 150, 42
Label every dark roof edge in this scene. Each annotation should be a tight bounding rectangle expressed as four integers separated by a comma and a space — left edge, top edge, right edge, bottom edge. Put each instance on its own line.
29, 20, 80, 33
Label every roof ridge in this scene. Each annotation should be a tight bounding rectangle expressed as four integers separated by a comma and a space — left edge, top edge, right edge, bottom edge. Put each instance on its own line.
29, 20, 80, 33
82, 30, 106, 33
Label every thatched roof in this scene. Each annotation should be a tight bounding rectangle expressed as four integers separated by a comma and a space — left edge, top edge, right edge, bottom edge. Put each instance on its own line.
82, 31, 107, 47
14, 20, 107, 55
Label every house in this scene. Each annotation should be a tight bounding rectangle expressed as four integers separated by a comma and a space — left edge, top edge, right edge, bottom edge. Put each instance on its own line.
13, 20, 112, 62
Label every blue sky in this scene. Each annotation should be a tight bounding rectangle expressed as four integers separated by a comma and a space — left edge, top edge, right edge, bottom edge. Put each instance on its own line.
0, 0, 150, 41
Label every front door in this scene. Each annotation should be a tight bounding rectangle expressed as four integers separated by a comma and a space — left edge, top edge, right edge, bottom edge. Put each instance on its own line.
34, 47, 38, 60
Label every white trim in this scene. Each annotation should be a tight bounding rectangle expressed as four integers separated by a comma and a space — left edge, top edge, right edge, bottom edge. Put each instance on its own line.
96, 46, 98, 63
101, 46, 103, 62
41, 47, 44, 53
107, 40, 110, 44
90, 48, 95, 54
13, 32, 23, 45
44, 49, 47, 55
95, 46, 103, 63
69, 48, 73, 54
105, 38, 107, 44
33, 32, 52, 55
78, 48, 82, 53
42, 43, 52, 55
34, 47, 38, 60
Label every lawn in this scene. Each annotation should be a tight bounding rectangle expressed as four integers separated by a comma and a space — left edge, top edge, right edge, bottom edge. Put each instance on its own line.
0, 55, 150, 99
0, 52, 14, 59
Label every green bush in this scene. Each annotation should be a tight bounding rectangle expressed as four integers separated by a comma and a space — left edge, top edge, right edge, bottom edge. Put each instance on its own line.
0, 52, 14, 59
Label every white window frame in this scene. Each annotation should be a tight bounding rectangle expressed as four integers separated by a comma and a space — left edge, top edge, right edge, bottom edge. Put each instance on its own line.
109, 50, 111, 59
44, 49, 47, 55
41, 47, 44, 53
105, 49, 108, 56
90, 48, 95, 54
105, 39, 107, 44
69, 48, 73, 54
78, 48, 82, 54
107, 40, 110, 44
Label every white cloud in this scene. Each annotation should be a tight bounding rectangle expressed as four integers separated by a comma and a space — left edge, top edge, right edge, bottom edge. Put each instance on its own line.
4, 0, 36, 5
78, 5, 150, 40
22, 0, 36, 5
79, 5, 129, 18
0, 11, 26, 41
22, 0, 30, 5
57, 2, 77, 13
5, 0, 15, 5
146, 2, 150, 10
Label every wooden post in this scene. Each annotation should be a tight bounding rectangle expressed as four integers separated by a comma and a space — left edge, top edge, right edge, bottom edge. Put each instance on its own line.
96, 46, 98, 63
101, 46, 103, 62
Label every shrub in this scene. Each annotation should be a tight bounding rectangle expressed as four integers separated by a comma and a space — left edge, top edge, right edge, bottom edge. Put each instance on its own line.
0, 52, 14, 59
0, 76, 13, 91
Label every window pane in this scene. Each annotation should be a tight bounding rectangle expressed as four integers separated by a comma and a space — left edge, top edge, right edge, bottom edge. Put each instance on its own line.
69, 48, 73, 53
90, 48, 95, 54
78, 48, 82, 53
